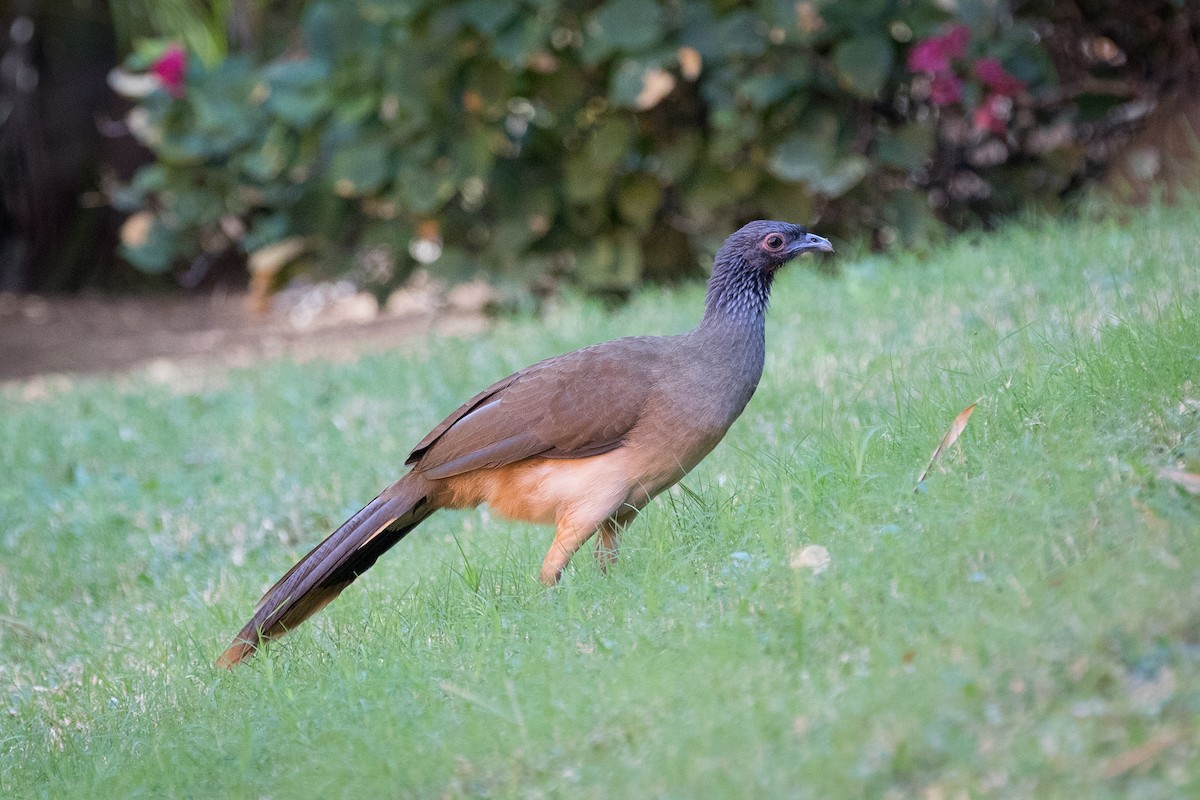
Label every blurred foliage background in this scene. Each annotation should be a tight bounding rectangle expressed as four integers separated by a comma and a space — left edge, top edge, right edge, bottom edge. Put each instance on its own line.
3, 0, 1198, 299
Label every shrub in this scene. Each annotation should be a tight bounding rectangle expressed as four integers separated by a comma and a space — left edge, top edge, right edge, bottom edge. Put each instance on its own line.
112, 0, 1194, 295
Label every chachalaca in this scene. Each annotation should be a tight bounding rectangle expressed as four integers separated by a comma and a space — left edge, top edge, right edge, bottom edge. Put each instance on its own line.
218, 220, 832, 667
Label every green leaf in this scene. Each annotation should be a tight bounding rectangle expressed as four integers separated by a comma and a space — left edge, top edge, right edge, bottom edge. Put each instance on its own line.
588, 116, 635, 172
490, 216, 538, 255
264, 59, 332, 128
833, 34, 894, 98
655, 132, 703, 184
679, 2, 721, 59
610, 59, 647, 108
328, 140, 391, 197
819, 0, 895, 30
683, 164, 737, 217
564, 152, 610, 204
428, 244, 475, 282
302, 2, 338, 63
113, 165, 167, 211
155, 131, 212, 164
170, 186, 225, 226
768, 111, 868, 197
457, 0, 518, 35
132, 164, 169, 194
565, 202, 608, 235
876, 123, 934, 172
587, 0, 663, 55
577, 229, 643, 289
120, 216, 178, 273
190, 58, 256, 120
768, 130, 836, 184
492, 15, 548, 67
715, 11, 767, 59
616, 174, 662, 232
395, 160, 453, 214
241, 213, 292, 253
758, 180, 817, 224
884, 189, 943, 247
333, 94, 378, 126
809, 156, 869, 197
738, 74, 795, 109
501, 179, 557, 221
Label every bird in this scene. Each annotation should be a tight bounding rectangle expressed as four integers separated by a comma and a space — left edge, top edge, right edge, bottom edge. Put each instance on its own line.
217, 220, 832, 667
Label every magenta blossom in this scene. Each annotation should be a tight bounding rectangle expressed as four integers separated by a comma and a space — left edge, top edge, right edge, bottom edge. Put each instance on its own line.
929, 72, 964, 106
973, 93, 1009, 135
973, 57, 1025, 97
907, 24, 971, 74
152, 44, 187, 98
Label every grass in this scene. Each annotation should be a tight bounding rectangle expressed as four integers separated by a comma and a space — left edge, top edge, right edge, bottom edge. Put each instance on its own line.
3, 201, 1198, 798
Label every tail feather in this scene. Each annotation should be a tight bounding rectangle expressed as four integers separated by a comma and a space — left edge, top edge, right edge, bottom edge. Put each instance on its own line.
218, 474, 432, 668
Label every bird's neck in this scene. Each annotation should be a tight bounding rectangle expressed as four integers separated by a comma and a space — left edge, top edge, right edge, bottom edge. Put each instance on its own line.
691, 255, 773, 391
699, 256, 774, 333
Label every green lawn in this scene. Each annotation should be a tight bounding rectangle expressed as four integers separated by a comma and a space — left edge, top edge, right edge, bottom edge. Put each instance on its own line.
3, 202, 1198, 798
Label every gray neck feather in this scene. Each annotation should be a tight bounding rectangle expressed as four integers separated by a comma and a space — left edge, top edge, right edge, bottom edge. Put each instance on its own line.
700, 255, 774, 330
692, 254, 773, 406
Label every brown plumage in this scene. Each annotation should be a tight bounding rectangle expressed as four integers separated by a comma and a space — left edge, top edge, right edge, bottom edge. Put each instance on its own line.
217, 221, 832, 667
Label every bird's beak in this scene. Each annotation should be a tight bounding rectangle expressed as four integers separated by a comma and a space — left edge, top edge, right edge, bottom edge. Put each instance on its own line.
791, 232, 834, 255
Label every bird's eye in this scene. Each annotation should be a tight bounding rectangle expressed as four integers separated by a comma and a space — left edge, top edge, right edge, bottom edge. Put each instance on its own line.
762, 234, 786, 251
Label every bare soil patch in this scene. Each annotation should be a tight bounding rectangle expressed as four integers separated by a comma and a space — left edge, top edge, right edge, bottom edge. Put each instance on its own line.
0, 291, 485, 384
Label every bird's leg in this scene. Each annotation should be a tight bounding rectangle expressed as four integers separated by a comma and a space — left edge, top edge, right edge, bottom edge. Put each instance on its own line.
593, 523, 620, 574
540, 520, 596, 586
593, 508, 637, 574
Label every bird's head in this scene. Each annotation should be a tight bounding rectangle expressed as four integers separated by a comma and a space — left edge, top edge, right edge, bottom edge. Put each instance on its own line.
719, 220, 833, 274
702, 219, 833, 325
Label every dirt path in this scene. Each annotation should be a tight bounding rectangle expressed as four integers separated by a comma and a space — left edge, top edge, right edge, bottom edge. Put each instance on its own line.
0, 291, 485, 384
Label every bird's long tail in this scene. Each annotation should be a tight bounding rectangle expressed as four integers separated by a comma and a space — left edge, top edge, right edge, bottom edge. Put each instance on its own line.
217, 473, 433, 668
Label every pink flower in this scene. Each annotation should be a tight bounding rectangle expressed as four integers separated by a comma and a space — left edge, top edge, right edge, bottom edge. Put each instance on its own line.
942, 25, 971, 59
973, 57, 1025, 97
929, 72, 964, 106
973, 93, 1008, 134
151, 44, 187, 98
907, 24, 971, 74
907, 38, 948, 74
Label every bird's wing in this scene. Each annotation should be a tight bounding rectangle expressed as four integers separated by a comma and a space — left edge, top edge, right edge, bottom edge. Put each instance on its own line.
407, 337, 667, 479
